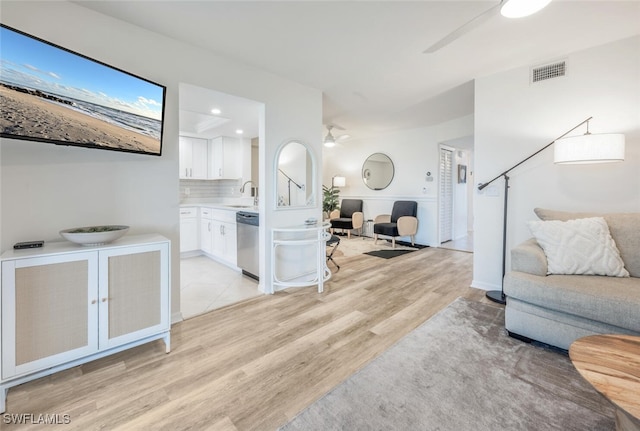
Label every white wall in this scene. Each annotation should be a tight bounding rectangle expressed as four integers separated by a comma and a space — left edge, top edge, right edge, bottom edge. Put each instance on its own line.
323, 115, 473, 246
0, 2, 323, 317
473, 36, 640, 291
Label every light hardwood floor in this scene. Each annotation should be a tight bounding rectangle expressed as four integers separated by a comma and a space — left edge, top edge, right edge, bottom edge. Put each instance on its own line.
5, 246, 488, 430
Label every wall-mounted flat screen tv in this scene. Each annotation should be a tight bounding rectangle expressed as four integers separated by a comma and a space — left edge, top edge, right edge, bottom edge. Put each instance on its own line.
0, 24, 166, 156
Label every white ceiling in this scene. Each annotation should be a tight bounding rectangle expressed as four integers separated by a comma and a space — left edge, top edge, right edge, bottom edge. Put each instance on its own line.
75, 1, 640, 141
178, 83, 262, 139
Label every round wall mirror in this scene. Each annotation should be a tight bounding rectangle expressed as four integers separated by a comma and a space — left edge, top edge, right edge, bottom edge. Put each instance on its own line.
275, 140, 316, 208
362, 153, 394, 190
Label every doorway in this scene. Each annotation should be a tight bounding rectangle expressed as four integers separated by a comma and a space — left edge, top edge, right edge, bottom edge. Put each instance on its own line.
438, 137, 474, 253
439, 147, 454, 243
178, 83, 263, 320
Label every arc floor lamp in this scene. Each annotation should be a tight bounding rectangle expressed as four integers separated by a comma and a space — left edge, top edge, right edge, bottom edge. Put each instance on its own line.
479, 116, 625, 304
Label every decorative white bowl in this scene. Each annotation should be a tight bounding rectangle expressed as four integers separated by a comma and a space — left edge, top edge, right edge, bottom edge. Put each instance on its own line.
60, 225, 129, 246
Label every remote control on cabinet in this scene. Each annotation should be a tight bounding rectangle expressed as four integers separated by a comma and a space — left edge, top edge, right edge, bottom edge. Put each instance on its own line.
13, 240, 44, 250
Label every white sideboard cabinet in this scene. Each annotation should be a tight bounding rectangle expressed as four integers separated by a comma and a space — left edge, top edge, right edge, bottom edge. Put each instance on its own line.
0, 234, 171, 413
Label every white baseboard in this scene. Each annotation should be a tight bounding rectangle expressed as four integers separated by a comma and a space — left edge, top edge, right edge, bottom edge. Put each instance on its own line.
171, 311, 184, 324
470, 279, 500, 291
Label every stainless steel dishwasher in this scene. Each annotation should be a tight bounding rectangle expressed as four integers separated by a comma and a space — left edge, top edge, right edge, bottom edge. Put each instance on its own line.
236, 211, 259, 280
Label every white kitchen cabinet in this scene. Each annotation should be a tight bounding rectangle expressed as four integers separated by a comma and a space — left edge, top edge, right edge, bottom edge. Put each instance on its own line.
199, 208, 237, 267
179, 136, 208, 179
208, 137, 242, 180
199, 207, 213, 254
179, 206, 199, 253
211, 210, 237, 267
0, 235, 170, 413
211, 219, 237, 267
223, 221, 237, 266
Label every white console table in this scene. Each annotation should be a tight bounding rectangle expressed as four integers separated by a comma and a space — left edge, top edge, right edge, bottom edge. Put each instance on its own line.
272, 222, 331, 293
0, 234, 171, 413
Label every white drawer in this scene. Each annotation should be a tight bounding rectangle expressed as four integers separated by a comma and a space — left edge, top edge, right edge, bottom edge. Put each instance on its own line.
211, 209, 237, 223
200, 207, 213, 220
179, 207, 197, 218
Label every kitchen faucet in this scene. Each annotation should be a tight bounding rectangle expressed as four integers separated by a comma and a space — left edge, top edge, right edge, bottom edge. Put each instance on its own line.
240, 181, 258, 206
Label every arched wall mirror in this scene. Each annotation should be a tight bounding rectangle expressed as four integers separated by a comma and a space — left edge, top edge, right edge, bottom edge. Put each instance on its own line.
275, 140, 316, 208
362, 152, 394, 190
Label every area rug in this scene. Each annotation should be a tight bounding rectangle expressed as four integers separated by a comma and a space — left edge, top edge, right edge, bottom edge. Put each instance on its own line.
280, 298, 614, 431
363, 249, 416, 259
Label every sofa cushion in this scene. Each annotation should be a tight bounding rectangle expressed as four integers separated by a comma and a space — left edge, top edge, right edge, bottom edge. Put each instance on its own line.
528, 217, 628, 277
534, 208, 640, 277
511, 238, 548, 276
331, 218, 356, 230
504, 271, 640, 332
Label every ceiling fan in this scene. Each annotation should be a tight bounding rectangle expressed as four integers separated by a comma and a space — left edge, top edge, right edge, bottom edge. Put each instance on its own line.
323, 125, 351, 147
424, 0, 552, 54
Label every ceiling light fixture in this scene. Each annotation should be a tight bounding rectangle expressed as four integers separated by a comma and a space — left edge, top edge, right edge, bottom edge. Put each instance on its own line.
236, 129, 243, 135
500, 0, 552, 18
324, 126, 336, 148
211, 108, 221, 115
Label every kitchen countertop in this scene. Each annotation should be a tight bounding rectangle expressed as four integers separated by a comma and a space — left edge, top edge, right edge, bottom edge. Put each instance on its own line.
180, 203, 258, 213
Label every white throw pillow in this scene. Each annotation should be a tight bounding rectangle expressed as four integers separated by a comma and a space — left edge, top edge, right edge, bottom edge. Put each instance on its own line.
527, 217, 629, 277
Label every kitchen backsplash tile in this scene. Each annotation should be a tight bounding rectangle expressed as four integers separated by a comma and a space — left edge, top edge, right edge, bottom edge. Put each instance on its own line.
180, 179, 241, 202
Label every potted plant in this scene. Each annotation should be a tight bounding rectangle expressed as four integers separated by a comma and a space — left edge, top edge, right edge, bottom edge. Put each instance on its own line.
322, 185, 340, 219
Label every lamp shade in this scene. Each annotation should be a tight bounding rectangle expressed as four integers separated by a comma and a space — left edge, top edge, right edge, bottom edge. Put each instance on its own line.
554, 133, 625, 164
332, 176, 346, 187
500, 0, 552, 18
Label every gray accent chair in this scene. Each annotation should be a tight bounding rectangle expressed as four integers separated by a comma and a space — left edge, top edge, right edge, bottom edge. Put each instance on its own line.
330, 199, 364, 239
373, 201, 418, 248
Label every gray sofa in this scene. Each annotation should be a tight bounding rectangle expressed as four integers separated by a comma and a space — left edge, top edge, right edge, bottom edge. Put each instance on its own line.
503, 208, 640, 350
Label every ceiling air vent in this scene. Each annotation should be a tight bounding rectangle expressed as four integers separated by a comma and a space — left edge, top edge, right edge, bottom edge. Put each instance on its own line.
531, 61, 566, 83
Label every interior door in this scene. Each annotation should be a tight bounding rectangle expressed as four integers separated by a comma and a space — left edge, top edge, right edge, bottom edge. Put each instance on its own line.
439, 147, 453, 243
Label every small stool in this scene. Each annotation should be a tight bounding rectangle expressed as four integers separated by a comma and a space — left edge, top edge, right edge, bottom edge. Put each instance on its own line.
326, 235, 341, 270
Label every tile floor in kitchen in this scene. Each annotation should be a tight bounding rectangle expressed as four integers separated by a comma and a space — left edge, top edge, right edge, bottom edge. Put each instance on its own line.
180, 255, 262, 320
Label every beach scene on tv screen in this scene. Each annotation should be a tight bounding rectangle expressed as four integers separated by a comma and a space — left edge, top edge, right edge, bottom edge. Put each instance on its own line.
0, 26, 164, 155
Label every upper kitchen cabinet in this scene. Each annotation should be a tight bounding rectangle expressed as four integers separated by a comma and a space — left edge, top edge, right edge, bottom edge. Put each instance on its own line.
179, 136, 208, 179
208, 137, 242, 180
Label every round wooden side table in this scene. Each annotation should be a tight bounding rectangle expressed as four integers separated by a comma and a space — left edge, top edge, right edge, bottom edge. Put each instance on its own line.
569, 334, 640, 431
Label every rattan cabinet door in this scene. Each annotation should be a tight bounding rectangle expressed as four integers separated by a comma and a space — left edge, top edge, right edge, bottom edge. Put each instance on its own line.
97, 242, 169, 349
1, 252, 99, 379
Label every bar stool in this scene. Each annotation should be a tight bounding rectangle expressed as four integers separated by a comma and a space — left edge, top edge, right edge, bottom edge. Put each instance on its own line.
326, 234, 341, 270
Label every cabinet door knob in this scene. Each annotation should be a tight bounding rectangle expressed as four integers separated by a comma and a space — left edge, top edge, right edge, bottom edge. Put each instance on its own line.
91, 299, 97, 305
101, 297, 108, 302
